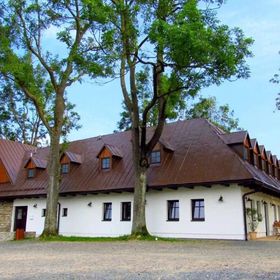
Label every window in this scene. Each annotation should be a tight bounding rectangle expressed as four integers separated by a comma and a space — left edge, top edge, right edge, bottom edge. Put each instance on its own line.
278, 206, 280, 220
257, 201, 261, 216
101, 157, 110, 170
27, 168, 36, 178
103, 203, 112, 221
62, 208, 68, 217
167, 200, 179, 221
272, 204, 277, 221
61, 163, 70, 174
42, 209, 46, 217
121, 202, 131, 221
191, 199, 205, 221
150, 151, 161, 164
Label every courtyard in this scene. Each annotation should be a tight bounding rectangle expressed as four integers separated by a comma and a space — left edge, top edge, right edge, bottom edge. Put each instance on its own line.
0, 239, 280, 279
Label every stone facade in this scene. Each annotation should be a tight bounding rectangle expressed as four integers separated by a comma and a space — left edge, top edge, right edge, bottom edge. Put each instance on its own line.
0, 201, 13, 232
0, 232, 14, 241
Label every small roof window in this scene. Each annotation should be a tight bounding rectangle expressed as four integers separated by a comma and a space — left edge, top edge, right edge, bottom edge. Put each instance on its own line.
151, 151, 161, 164
101, 157, 111, 170
27, 168, 36, 178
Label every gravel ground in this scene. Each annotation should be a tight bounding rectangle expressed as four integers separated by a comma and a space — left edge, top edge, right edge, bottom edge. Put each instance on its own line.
0, 240, 280, 279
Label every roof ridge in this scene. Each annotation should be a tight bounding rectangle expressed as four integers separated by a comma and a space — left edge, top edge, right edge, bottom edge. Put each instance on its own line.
205, 119, 254, 180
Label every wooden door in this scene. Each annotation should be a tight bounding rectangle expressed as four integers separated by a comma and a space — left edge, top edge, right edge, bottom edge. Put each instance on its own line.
14, 206, 28, 231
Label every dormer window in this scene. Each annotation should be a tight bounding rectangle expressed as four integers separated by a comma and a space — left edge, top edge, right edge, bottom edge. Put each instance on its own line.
151, 150, 161, 164
97, 144, 122, 171
61, 163, 70, 174
27, 168, 36, 178
101, 157, 111, 170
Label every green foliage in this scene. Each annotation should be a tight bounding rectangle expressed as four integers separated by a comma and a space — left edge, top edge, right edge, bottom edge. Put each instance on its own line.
117, 95, 240, 133
246, 208, 263, 232
0, 79, 47, 145
111, 0, 252, 142
270, 68, 280, 111
185, 96, 240, 132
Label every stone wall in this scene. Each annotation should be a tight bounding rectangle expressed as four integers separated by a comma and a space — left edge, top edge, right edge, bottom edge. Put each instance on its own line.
0, 232, 14, 241
0, 201, 13, 232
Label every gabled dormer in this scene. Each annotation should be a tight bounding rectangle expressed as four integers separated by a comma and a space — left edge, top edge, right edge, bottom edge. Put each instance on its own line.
266, 151, 275, 177
272, 155, 279, 180
96, 144, 122, 170
24, 157, 47, 179
259, 146, 269, 174
150, 139, 174, 166
60, 151, 82, 174
251, 139, 261, 169
0, 158, 11, 184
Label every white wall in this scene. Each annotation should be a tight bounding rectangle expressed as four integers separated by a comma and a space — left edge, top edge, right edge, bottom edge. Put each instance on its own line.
13, 193, 133, 237
146, 185, 245, 240
12, 184, 246, 240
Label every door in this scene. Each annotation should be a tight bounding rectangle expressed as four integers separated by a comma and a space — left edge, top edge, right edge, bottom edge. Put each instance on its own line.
14, 206, 28, 231
264, 203, 269, 236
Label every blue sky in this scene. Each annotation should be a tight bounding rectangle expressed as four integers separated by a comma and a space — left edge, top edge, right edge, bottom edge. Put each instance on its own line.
66, 0, 280, 157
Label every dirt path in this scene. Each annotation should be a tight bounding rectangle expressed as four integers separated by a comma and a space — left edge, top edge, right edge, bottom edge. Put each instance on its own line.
0, 240, 280, 279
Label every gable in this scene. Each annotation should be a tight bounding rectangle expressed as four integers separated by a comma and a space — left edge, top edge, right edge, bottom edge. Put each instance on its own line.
0, 159, 10, 184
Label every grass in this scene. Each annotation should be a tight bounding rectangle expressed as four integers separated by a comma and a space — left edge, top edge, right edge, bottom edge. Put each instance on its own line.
38, 234, 181, 242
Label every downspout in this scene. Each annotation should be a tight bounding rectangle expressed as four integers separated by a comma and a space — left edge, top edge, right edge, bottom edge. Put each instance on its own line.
242, 190, 258, 241
57, 202, 61, 234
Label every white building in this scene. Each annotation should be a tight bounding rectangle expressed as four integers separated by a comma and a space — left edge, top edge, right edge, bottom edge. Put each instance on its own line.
1, 119, 280, 240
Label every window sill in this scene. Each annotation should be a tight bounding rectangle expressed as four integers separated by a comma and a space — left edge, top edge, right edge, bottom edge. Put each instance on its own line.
120, 219, 131, 222
167, 219, 179, 222
191, 219, 205, 222
102, 219, 112, 222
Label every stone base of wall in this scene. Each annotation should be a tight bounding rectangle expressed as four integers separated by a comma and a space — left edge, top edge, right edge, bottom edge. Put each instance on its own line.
24, 231, 36, 239
0, 231, 36, 242
0, 232, 15, 241
0, 201, 13, 232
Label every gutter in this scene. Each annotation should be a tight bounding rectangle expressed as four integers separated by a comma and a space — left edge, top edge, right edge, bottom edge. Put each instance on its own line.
57, 202, 61, 234
242, 190, 258, 241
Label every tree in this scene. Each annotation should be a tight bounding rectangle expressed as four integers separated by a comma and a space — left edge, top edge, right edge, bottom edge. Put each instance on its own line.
117, 95, 240, 133
109, 0, 253, 236
0, 77, 47, 145
184, 96, 239, 132
270, 68, 280, 110
0, 0, 111, 236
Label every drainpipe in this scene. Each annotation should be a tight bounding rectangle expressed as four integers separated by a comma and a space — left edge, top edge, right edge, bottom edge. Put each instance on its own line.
242, 190, 258, 241
57, 202, 61, 234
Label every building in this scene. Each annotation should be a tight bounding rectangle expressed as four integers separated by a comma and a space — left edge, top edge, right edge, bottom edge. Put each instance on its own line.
0, 119, 280, 241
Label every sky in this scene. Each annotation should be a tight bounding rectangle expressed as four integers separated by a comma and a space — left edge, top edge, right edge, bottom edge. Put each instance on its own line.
65, 0, 280, 157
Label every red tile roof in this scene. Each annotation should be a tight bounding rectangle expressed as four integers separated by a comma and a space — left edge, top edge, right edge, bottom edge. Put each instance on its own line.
0, 140, 35, 184
0, 119, 279, 198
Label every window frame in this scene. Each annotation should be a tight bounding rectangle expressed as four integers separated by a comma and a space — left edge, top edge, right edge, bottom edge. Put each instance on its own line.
27, 168, 36, 178
101, 157, 111, 170
256, 201, 261, 216
61, 163, 70, 174
103, 202, 112, 221
42, 209, 46, 217
150, 150, 161, 164
167, 200, 179, 221
121, 202, 131, 221
62, 208, 68, 217
191, 199, 205, 222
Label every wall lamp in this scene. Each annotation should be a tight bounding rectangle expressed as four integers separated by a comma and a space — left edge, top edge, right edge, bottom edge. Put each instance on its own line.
33, 203, 37, 208
88, 202, 92, 207
218, 195, 223, 202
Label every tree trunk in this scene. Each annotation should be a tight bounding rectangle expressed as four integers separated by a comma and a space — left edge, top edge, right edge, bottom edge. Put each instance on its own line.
41, 132, 61, 237
41, 92, 64, 237
131, 127, 149, 236
131, 165, 149, 236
